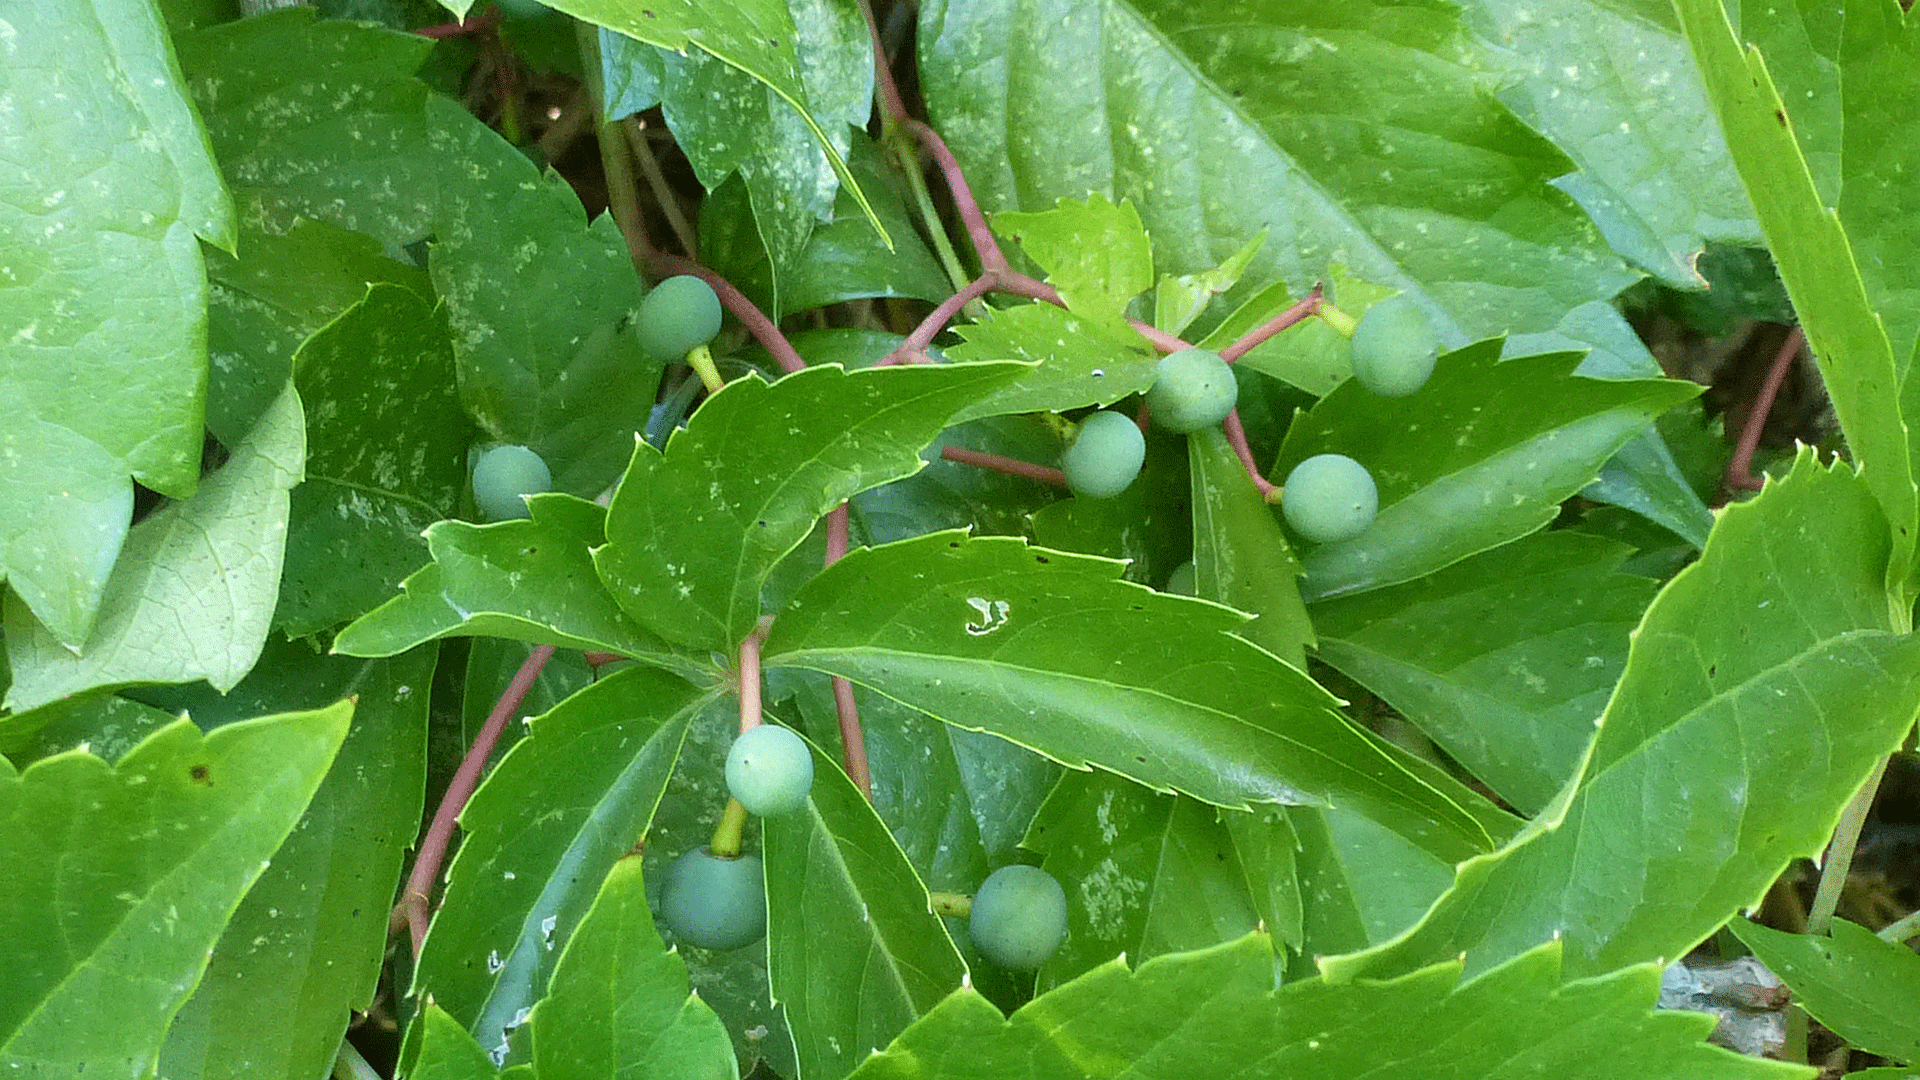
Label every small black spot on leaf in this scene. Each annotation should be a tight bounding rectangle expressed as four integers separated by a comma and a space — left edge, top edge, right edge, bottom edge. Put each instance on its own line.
189, 764, 212, 785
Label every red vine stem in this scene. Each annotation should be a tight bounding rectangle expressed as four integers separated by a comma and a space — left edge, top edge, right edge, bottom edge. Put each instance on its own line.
737, 626, 765, 735
1720, 326, 1804, 501
858, 0, 909, 123
1221, 410, 1276, 497
398, 643, 556, 955
905, 119, 1008, 273
941, 446, 1068, 486
1219, 284, 1325, 362
824, 505, 874, 798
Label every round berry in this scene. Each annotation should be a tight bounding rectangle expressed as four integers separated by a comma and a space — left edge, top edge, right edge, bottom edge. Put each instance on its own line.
726, 724, 814, 817
472, 444, 552, 521
969, 864, 1068, 970
635, 275, 723, 361
1060, 410, 1146, 499
1145, 348, 1237, 433
660, 848, 766, 950
1349, 296, 1440, 397
1281, 454, 1378, 544
1165, 560, 1197, 596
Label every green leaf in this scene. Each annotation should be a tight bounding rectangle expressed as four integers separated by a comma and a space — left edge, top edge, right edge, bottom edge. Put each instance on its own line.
1156, 231, 1268, 338
1324, 452, 1920, 983
848, 936, 1809, 1080
945, 302, 1161, 424
763, 531, 1495, 864
1, 0, 234, 645
1288, 805, 1455, 964
918, 0, 1657, 376
1026, 773, 1261, 991
1275, 342, 1698, 600
1220, 804, 1304, 953
334, 495, 690, 673
1730, 918, 1920, 1065
765, 736, 968, 1079
3, 385, 306, 711
1028, 427, 1192, 588
280, 283, 471, 637
1309, 531, 1657, 814
414, 1004, 503, 1080
594, 362, 1026, 651
411, 668, 714, 1059
0, 704, 350, 1074
567, 0, 885, 282
152, 640, 435, 1080
1188, 427, 1313, 669
1673, 0, 1918, 581
1456, 0, 1759, 286
993, 193, 1154, 320
0, 692, 179, 768
204, 220, 433, 446
531, 856, 737, 1080
854, 415, 1070, 545
424, 95, 660, 495
179, 9, 437, 252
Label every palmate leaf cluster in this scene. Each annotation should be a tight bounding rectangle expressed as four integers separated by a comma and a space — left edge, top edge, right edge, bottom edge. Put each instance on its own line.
3, 1, 1920, 1079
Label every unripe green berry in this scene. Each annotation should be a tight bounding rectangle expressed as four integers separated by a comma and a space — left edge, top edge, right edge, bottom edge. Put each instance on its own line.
472, 444, 552, 521
726, 724, 814, 816
1060, 410, 1146, 499
636, 275, 723, 361
1349, 296, 1440, 397
969, 864, 1068, 970
660, 848, 766, 950
1281, 453, 1378, 544
1145, 348, 1237, 433
1165, 560, 1197, 596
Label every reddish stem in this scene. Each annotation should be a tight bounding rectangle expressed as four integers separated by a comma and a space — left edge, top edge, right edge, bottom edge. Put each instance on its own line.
415, 7, 500, 38
906, 119, 1007, 273
857, 0, 909, 123
652, 253, 807, 375
583, 651, 622, 667
1130, 319, 1193, 354
1721, 326, 1805, 500
822, 504, 873, 798
1219, 285, 1325, 363
737, 629, 764, 735
884, 274, 1000, 364
1222, 410, 1277, 498
941, 446, 1069, 487
399, 644, 556, 954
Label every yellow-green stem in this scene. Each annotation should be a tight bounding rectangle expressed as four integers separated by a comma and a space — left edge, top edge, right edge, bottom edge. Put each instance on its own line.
1807, 755, 1889, 936
928, 891, 972, 918
707, 797, 750, 859
1316, 302, 1358, 338
687, 344, 725, 394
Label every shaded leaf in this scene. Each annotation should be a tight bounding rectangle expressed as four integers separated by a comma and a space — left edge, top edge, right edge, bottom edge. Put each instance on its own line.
1, 0, 233, 644
1324, 453, 1920, 983
594, 362, 1026, 651
0, 705, 350, 1073
1188, 427, 1312, 668
414, 1004, 503, 1080
4, 385, 305, 711
1028, 426, 1192, 588
1275, 342, 1697, 600
763, 531, 1495, 864
1309, 531, 1657, 813
1731, 918, 1920, 1065
765, 736, 969, 1078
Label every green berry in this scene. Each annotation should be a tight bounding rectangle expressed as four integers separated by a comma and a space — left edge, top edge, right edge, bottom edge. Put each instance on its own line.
1145, 348, 1237, 433
1060, 410, 1146, 499
1349, 296, 1440, 397
660, 848, 766, 950
726, 724, 814, 817
969, 865, 1068, 970
1281, 453, 1378, 544
472, 444, 552, 521
1165, 560, 1197, 596
636, 275, 723, 361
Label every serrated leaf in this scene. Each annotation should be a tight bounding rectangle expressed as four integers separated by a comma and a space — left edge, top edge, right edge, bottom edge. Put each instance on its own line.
1730, 918, 1920, 1065
334, 495, 690, 672
848, 936, 1808, 1080
1156, 231, 1267, 338
1324, 453, 1920, 984
1310, 531, 1657, 814
1288, 805, 1455, 970
561, 0, 886, 278
530, 856, 736, 1080
1220, 804, 1304, 953
1, 0, 234, 645
414, 1004, 503, 1080
765, 736, 968, 1079
1457, 0, 1759, 286
152, 640, 435, 1080
280, 283, 470, 637
3, 385, 305, 711
993, 193, 1154, 320
919, 0, 1656, 377
594, 362, 1026, 651
424, 95, 660, 495
412, 668, 713, 1058
204, 220, 433, 446
1275, 342, 1698, 601
945, 303, 1161, 424
763, 531, 1494, 864
179, 9, 437, 252
1025, 773, 1261, 992
1673, 0, 1919, 580
0, 705, 350, 1073
1188, 427, 1313, 668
